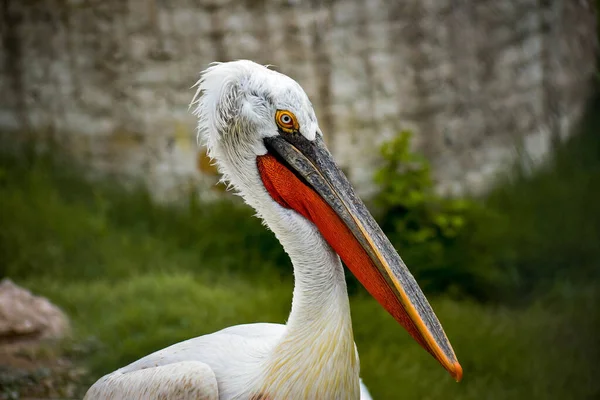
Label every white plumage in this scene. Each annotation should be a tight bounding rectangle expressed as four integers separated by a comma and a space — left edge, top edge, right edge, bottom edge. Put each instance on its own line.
85, 60, 461, 400
85, 61, 373, 400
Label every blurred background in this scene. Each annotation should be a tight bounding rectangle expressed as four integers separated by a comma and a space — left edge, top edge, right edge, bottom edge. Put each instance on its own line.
0, 0, 598, 399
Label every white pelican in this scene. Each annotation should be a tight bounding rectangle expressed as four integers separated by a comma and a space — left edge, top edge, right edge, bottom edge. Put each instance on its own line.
84, 60, 462, 400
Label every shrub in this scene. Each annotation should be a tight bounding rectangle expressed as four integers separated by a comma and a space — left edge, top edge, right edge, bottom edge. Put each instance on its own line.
372, 131, 511, 299
373, 93, 600, 302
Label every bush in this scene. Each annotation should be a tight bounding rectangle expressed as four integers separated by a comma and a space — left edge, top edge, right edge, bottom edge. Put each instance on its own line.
373, 92, 600, 301
372, 131, 510, 299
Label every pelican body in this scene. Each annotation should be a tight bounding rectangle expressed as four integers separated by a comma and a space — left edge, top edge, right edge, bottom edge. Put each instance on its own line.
85, 60, 462, 400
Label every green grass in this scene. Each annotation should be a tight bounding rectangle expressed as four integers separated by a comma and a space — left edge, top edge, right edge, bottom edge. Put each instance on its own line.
1, 149, 599, 399
18, 275, 600, 399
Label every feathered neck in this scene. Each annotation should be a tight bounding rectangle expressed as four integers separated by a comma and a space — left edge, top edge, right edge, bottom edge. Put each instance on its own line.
256, 211, 360, 399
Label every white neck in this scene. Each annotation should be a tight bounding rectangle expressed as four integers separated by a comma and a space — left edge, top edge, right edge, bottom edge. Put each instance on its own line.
210, 139, 360, 398
257, 209, 361, 399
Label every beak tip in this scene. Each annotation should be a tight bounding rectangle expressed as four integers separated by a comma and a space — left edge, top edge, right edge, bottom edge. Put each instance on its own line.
451, 361, 463, 382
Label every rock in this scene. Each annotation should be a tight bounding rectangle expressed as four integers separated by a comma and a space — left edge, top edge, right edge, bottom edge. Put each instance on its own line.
0, 279, 70, 348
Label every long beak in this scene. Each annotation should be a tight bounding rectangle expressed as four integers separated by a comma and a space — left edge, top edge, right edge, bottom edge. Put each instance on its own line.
257, 133, 462, 381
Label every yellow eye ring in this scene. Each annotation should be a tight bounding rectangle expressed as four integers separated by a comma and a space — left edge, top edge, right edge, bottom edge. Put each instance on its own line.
275, 110, 299, 133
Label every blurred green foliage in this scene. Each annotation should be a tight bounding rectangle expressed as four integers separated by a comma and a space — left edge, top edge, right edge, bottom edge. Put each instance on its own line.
482, 98, 600, 296
373, 131, 495, 299
374, 131, 469, 245
0, 153, 287, 283
372, 95, 600, 301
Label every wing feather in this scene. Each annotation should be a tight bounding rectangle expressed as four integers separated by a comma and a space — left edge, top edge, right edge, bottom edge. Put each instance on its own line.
84, 361, 218, 400
85, 323, 374, 399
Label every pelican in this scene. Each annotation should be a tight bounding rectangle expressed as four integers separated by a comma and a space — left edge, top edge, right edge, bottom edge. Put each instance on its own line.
84, 60, 462, 400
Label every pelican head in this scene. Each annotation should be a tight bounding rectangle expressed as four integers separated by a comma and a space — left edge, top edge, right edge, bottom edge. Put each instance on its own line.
192, 60, 462, 382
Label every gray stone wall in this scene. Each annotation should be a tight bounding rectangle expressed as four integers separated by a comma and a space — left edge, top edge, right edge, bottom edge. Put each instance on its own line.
0, 0, 596, 199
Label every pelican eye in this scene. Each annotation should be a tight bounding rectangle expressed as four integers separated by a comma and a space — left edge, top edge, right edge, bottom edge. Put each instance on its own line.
275, 110, 299, 133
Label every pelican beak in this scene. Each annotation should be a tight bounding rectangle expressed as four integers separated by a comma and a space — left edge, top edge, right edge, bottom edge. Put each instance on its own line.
257, 134, 462, 382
